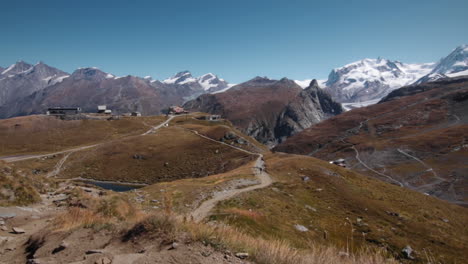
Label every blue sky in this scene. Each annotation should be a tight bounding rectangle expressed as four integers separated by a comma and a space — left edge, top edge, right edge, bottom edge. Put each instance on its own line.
1, 0, 467, 82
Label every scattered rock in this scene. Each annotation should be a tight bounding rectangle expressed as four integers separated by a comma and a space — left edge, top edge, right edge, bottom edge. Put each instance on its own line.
305, 205, 317, 212
0, 220, 5, 225
0, 212, 16, 219
168, 242, 179, 250
338, 251, 349, 257
224, 131, 237, 140
164, 162, 169, 167
52, 241, 68, 254
132, 154, 145, 160
235, 252, 249, 259
12, 227, 25, 234
95, 256, 112, 264
86, 249, 104, 254
402, 245, 414, 259
26, 259, 41, 264
442, 218, 449, 223
386, 211, 400, 217
301, 176, 310, 182
1, 226, 8, 231
294, 224, 309, 232
236, 138, 247, 144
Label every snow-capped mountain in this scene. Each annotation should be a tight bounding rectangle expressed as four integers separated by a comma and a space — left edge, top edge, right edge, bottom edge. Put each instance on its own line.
323, 58, 434, 103
415, 45, 468, 84
0, 61, 69, 105
163, 71, 230, 93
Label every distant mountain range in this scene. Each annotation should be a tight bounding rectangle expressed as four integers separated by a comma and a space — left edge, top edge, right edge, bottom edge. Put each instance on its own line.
0, 63, 230, 118
295, 44, 468, 106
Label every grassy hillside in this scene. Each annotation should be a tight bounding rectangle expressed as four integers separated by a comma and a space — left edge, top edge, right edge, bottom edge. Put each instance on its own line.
61, 124, 255, 184
209, 153, 468, 263
274, 78, 468, 205
0, 115, 165, 156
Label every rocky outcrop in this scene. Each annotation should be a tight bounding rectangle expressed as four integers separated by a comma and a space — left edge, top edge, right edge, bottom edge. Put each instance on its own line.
274, 80, 343, 143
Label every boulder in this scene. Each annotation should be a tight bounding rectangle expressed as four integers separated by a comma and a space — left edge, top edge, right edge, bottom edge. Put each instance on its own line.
12, 227, 25, 234
294, 224, 309, 232
235, 252, 249, 259
402, 245, 415, 259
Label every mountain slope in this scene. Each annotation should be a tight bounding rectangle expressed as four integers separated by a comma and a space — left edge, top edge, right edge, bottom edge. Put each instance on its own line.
184, 78, 343, 146
274, 76, 468, 205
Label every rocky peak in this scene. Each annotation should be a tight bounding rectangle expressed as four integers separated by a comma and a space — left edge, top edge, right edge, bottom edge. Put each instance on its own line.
307, 79, 319, 89
71, 67, 108, 81
1, 61, 33, 75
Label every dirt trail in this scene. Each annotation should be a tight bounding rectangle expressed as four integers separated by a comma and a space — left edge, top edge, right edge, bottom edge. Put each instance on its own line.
0, 144, 98, 163
186, 128, 273, 222
142, 115, 174, 135
397, 148, 443, 181
352, 146, 404, 187
190, 154, 272, 222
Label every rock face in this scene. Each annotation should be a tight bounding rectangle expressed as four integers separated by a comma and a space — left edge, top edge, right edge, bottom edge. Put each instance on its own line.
274, 80, 343, 143
184, 77, 342, 146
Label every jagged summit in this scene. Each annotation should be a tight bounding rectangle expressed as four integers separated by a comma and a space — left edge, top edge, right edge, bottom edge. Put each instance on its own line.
162, 71, 229, 93
1, 61, 33, 75
415, 44, 468, 83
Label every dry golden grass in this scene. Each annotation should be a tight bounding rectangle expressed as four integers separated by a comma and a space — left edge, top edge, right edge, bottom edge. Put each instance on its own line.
171, 114, 269, 153
140, 159, 257, 214
210, 152, 468, 263
0, 161, 48, 206
183, 219, 396, 264
62, 126, 255, 184
0, 115, 165, 156
53, 189, 145, 231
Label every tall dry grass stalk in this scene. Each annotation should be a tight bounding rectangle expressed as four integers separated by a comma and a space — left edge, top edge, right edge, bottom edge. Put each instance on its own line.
52, 191, 145, 231
182, 220, 397, 264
